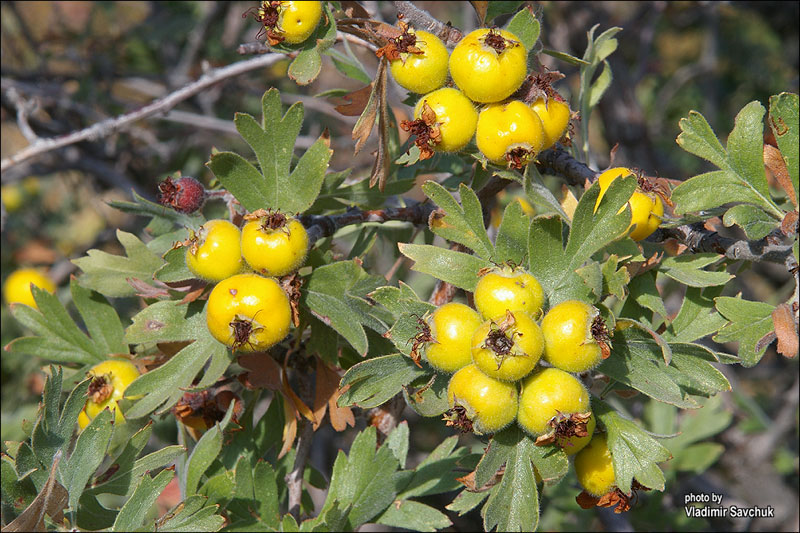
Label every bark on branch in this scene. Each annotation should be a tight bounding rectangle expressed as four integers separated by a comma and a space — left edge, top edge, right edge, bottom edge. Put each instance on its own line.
1, 53, 286, 173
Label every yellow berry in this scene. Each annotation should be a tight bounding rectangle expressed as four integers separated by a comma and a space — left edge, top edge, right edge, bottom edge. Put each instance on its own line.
471, 311, 543, 382
473, 265, 544, 321
476, 101, 546, 167
575, 434, 616, 496
530, 97, 570, 150
424, 302, 482, 373
413, 88, 478, 153
241, 214, 308, 277
541, 300, 604, 373
447, 364, 518, 434
82, 358, 141, 427
517, 367, 594, 455
3, 268, 57, 310
389, 30, 449, 94
449, 29, 528, 103
206, 273, 292, 351
185, 219, 244, 282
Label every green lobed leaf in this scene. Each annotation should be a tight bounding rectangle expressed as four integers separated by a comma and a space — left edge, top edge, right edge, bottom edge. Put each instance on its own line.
369, 282, 434, 318
769, 92, 799, 191
523, 164, 570, 221
61, 407, 114, 512
671, 170, 770, 215
398, 243, 491, 292
485, 1, 525, 23
447, 489, 489, 516
676, 112, 729, 170
664, 285, 726, 343
504, 6, 540, 51
303, 260, 389, 356
377, 500, 452, 532
722, 204, 777, 240
156, 495, 225, 532
588, 60, 612, 108
660, 253, 732, 288
673, 104, 783, 219
629, 271, 667, 319
594, 400, 671, 493
404, 373, 449, 418
112, 469, 174, 532
495, 199, 529, 265
713, 296, 775, 366
72, 230, 165, 298
397, 437, 465, 499
287, 4, 337, 85
726, 101, 770, 199
338, 354, 427, 409
70, 280, 128, 356
185, 403, 235, 496
566, 175, 635, 271
206, 151, 269, 213
385, 422, 410, 469
482, 426, 539, 532
423, 181, 494, 259
599, 325, 697, 407
124, 300, 207, 345
7, 287, 103, 365
320, 426, 400, 530
124, 336, 226, 418
603, 255, 632, 301
155, 247, 195, 283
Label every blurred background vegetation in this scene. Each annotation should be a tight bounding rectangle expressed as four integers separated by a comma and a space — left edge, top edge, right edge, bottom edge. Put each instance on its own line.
1, 1, 797, 531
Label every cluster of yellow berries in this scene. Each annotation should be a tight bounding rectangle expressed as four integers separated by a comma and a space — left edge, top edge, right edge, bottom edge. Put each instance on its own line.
390, 27, 571, 168
184, 211, 308, 352
413, 263, 617, 497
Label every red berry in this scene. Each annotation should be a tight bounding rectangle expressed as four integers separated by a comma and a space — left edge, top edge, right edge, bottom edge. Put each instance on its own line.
158, 176, 206, 214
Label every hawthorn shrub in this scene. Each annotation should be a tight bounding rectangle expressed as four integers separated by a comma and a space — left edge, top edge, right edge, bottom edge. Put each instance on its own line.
1, 2, 798, 532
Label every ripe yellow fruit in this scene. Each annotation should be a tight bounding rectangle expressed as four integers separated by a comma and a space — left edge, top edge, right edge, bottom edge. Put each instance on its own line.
389, 30, 449, 94
424, 302, 483, 373
574, 434, 616, 496
449, 29, 527, 103
276, 1, 323, 44
81, 358, 141, 427
471, 311, 543, 382
476, 101, 546, 167
594, 167, 664, 241
447, 364, 518, 434
541, 300, 604, 373
185, 219, 244, 282
206, 273, 292, 351
517, 367, 594, 455
3, 268, 57, 310
241, 214, 308, 277
473, 265, 544, 321
412, 88, 478, 153
530, 97, 570, 150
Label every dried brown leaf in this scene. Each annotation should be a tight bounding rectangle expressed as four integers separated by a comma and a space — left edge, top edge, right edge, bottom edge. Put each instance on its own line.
772, 303, 799, 358
4, 450, 68, 532
334, 84, 374, 117
764, 144, 797, 208
237, 353, 282, 390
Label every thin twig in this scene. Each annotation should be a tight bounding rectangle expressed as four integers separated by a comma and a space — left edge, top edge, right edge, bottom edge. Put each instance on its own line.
286, 419, 314, 520
649, 223, 795, 269
1, 53, 287, 173
392, 1, 463, 46
301, 202, 435, 244
536, 145, 597, 186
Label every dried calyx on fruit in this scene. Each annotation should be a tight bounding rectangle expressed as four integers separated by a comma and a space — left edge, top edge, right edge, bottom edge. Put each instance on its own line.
158, 176, 206, 214
401, 88, 478, 159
